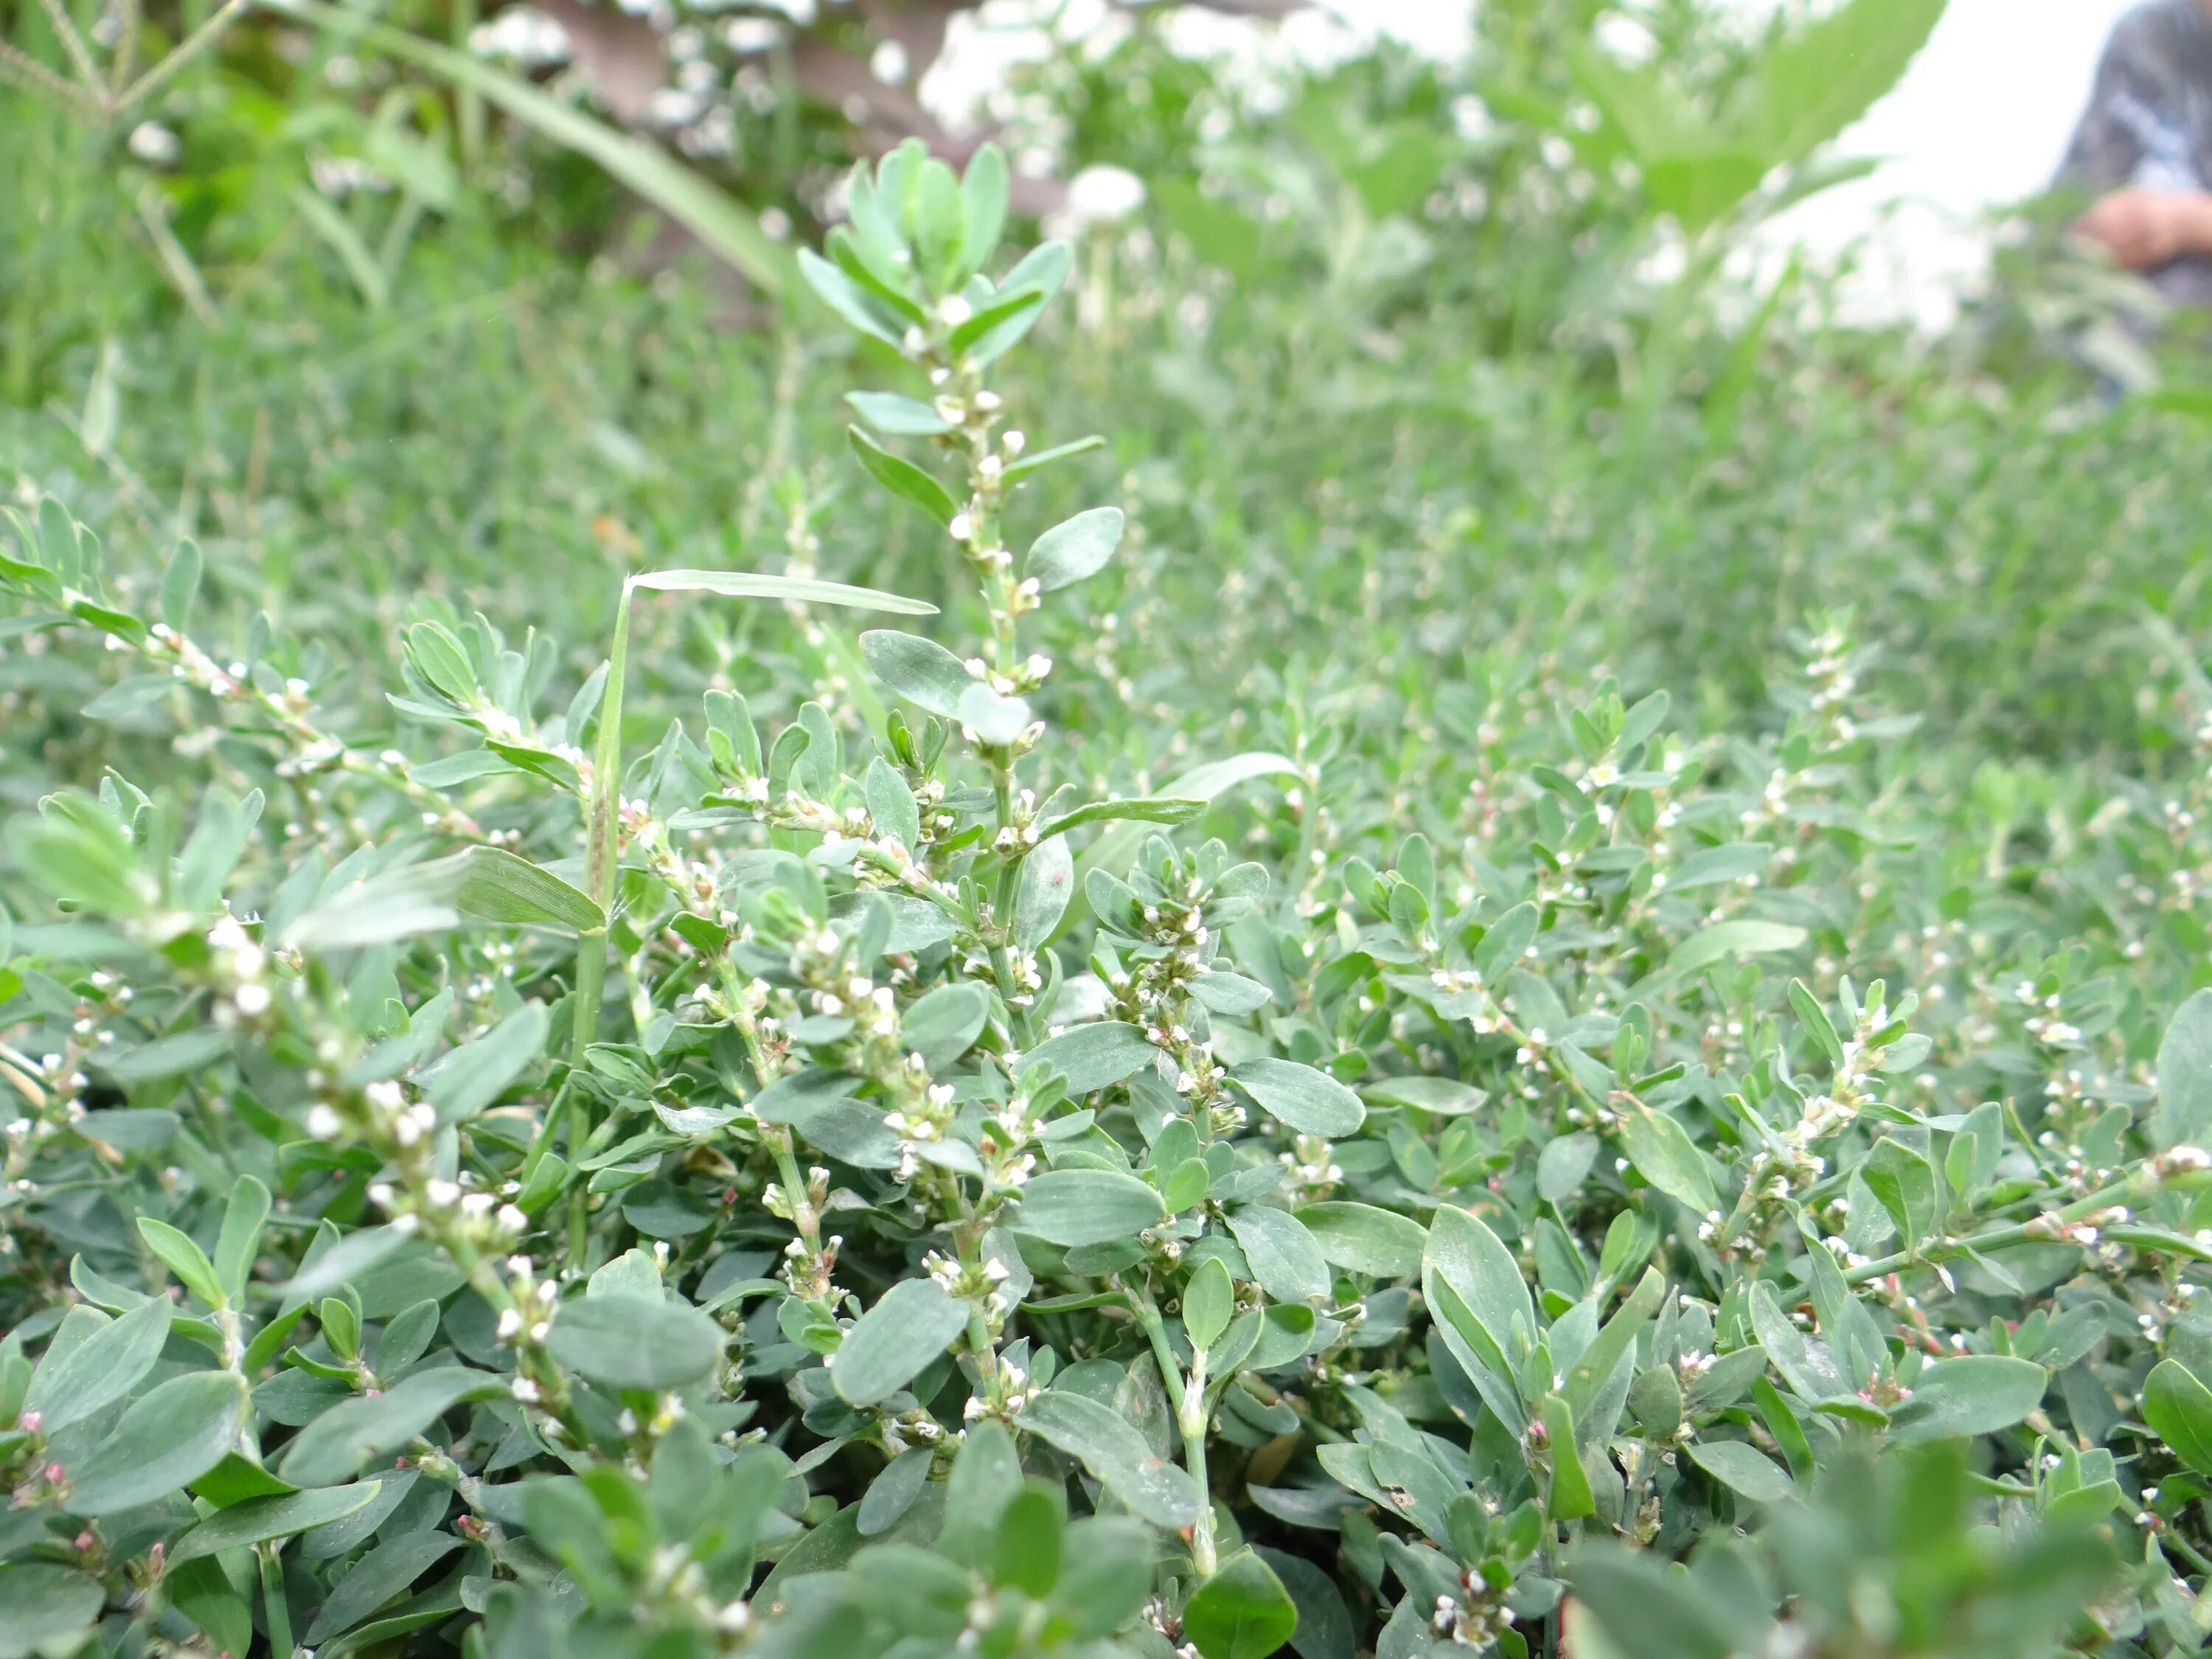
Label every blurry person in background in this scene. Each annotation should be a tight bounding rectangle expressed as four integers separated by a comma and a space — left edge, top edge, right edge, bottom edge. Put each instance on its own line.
2061, 0, 2212, 304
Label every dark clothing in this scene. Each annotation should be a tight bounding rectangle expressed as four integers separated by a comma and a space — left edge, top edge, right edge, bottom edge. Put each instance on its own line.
2059, 0, 2212, 302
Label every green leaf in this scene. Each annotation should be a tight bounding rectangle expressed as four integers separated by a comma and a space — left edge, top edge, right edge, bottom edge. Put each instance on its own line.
1001, 433, 1105, 487
545, 1294, 724, 1391
1619, 1104, 1719, 1214
1226, 1206, 1332, 1304
1020, 1022, 1157, 1094
1293, 1203, 1426, 1278
214, 1174, 271, 1310
1425, 1205, 1535, 1362
991, 1483, 1063, 1597
1685, 1439, 1794, 1503
833, 1279, 971, 1406
847, 391, 952, 436
964, 240, 1072, 363
860, 629, 972, 718
24, 1296, 172, 1433
1025, 507, 1126, 593
279, 1368, 499, 1486
305, 1530, 464, 1644
139, 1216, 226, 1307
1360, 1075, 1487, 1116
1183, 1257, 1236, 1350
1537, 1132, 1600, 1203
901, 981, 991, 1071
1731, 0, 1944, 166
630, 566, 935, 613
1887, 1355, 2048, 1444
1019, 1388, 1202, 1528
1039, 796, 1206, 841
63, 1369, 248, 1516
801, 248, 909, 347
960, 142, 1009, 278
453, 847, 602, 931
1861, 1137, 1940, 1250
1012, 1169, 1166, 1247
1561, 1267, 1666, 1423
1015, 835, 1076, 952
1666, 919, 1807, 976
1788, 978, 1845, 1068
1183, 1550, 1298, 1659
98, 1028, 231, 1083
1540, 1396, 1594, 1519
170, 1481, 384, 1565
0, 1565, 105, 1659
1231, 1058, 1365, 1136
2155, 987, 2212, 1150
423, 1001, 549, 1124
848, 427, 959, 528
949, 288, 1046, 357
2145, 1359, 2212, 1474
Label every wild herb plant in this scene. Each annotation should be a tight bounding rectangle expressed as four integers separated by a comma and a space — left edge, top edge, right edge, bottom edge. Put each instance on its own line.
14, 117, 2212, 1659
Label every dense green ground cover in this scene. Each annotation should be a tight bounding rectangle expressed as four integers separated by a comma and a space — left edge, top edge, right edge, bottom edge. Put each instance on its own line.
15, 4, 2212, 1658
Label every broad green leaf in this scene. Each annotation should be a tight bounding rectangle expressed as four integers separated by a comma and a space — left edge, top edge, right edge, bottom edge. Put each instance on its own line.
1731, 0, 1944, 165
279, 1368, 499, 1486
1667, 919, 1807, 976
848, 427, 959, 527
1294, 1203, 1426, 1278
1015, 835, 1076, 953
1541, 1396, 1594, 1519
1231, 1058, 1365, 1136
1025, 507, 1126, 593
1012, 1169, 1166, 1248
453, 848, 602, 931
1226, 1206, 1332, 1304
2145, 1359, 2212, 1474
833, 1279, 971, 1406
169, 1481, 384, 1564
1020, 1022, 1157, 1093
860, 628, 972, 718
1561, 1267, 1666, 1423
901, 981, 991, 1071
2155, 987, 2212, 1150
545, 1294, 724, 1391
1183, 1257, 1235, 1350
0, 1565, 104, 1658
423, 1001, 549, 1124
1182, 1550, 1298, 1659
1888, 1355, 2048, 1444
305, 1530, 464, 1644
64, 1369, 248, 1516
1360, 1075, 1487, 1116
991, 1484, 1064, 1597
214, 1174, 270, 1309
1424, 1205, 1534, 1362
138, 1216, 226, 1307
1019, 1389, 1202, 1528
1686, 1439, 1794, 1503
1619, 1104, 1719, 1214
24, 1296, 171, 1433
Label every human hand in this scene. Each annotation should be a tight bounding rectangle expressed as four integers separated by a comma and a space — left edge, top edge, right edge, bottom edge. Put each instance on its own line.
2077, 187, 2212, 270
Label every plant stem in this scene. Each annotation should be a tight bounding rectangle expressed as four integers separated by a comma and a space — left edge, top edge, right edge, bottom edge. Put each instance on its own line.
1842, 1180, 2132, 1285
574, 581, 633, 1060
1128, 1286, 1216, 1576
258, 1541, 293, 1658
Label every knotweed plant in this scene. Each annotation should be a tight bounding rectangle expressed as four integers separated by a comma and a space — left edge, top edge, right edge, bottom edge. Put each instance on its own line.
10, 138, 2212, 1659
